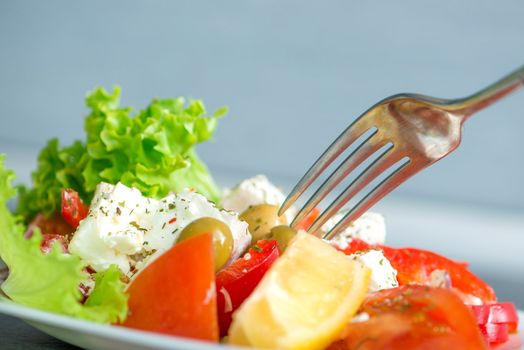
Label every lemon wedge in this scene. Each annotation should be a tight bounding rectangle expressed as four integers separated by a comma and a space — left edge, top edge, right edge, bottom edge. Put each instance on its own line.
228, 231, 371, 350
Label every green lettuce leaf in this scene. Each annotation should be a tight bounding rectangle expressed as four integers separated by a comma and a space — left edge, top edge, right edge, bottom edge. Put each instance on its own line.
16, 139, 88, 220
0, 155, 127, 323
17, 86, 225, 221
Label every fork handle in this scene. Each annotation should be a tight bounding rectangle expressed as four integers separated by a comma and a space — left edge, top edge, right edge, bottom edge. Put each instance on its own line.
448, 65, 524, 119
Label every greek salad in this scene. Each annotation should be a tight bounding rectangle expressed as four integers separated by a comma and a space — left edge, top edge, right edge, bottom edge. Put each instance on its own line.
0, 87, 519, 350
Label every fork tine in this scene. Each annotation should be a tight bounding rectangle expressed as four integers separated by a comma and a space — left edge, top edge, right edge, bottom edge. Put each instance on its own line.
323, 158, 414, 240
307, 144, 401, 235
290, 133, 386, 228
279, 117, 374, 217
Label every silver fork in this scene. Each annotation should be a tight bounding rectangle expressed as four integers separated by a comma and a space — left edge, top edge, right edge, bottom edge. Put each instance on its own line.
279, 65, 524, 240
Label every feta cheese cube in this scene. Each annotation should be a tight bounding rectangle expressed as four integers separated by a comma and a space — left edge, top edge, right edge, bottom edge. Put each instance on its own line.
347, 249, 398, 293
144, 189, 250, 267
327, 212, 386, 248
70, 183, 251, 278
221, 174, 283, 207
69, 182, 154, 274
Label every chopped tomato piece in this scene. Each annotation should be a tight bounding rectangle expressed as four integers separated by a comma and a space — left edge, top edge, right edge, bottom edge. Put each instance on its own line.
215, 239, 280, 337
24, 214, 72, 253
40, 234, 68, 254
61, 188, 89, 229
24, 213, 74, 239
327, 285, 488, 350
123, 233, 219, 342
294, 207, 320, 231
24, 213, 73, 255
339, 239, 496, 303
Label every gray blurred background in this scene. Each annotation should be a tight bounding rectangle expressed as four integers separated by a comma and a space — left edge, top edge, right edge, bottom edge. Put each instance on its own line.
0, 0, 523, 317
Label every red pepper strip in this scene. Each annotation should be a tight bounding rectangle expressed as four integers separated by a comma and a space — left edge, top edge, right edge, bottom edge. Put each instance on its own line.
479, 323, 509, 344
339, 239, 497, 304
215, 240, 280, 337
490, 334, 522, 350
294, 207, 320, 231
470, 302, 519, 333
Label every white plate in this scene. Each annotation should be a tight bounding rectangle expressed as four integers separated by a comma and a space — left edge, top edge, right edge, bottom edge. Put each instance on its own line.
0, 295, 522, 350
0, 295, 236, 350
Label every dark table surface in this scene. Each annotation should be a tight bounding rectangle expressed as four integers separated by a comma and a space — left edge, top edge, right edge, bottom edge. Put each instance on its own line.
0, 313, 79, 350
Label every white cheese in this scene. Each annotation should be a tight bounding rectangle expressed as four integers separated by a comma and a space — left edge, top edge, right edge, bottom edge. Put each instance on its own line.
221, 175, 294, 221
327, 212, 386, 248
348, 249, 398, 293
69, 183, 154, 274
143, 189, 250, 267
70, 183, 251, 278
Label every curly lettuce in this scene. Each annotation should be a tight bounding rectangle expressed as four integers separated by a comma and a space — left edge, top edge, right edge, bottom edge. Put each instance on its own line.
17, 86, 226, 221
0, 155, 127, 323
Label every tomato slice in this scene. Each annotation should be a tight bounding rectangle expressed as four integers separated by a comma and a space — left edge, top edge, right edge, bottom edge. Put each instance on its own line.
61, 188, 89, 229
123, 233, 219, 342
339, 239, 496, 303
327, 285, 488, 350
215, 239, 280, 337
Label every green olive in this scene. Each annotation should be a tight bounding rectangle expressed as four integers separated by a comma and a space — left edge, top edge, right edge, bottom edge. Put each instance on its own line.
268, 225, 297, 251
178, 217, 233, 272
239, 204, 287, 243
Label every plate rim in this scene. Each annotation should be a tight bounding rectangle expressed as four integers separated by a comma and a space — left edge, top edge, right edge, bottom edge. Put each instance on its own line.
0, 296, 243, 350
0, 295, 522, 349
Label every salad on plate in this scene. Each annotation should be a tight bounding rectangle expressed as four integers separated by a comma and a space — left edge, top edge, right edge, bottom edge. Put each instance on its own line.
0, 87, 520, 350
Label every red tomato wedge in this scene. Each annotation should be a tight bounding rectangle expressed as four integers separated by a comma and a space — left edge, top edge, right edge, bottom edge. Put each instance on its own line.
61, 188, 89, 229
327, 285, 488, 350
215, 239, 280, 337
339, 239, 496, 303
123, 233, 219, 342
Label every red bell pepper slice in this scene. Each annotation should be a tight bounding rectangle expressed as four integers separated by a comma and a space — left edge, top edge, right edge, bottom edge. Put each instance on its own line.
294, 207, 320, 231
470, 301, 520, 344
480, 323, 509, 345
215, 239, 280, 337
339, 239, 497, 303
491, 334, 522, 350
470, 302, 519, 332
